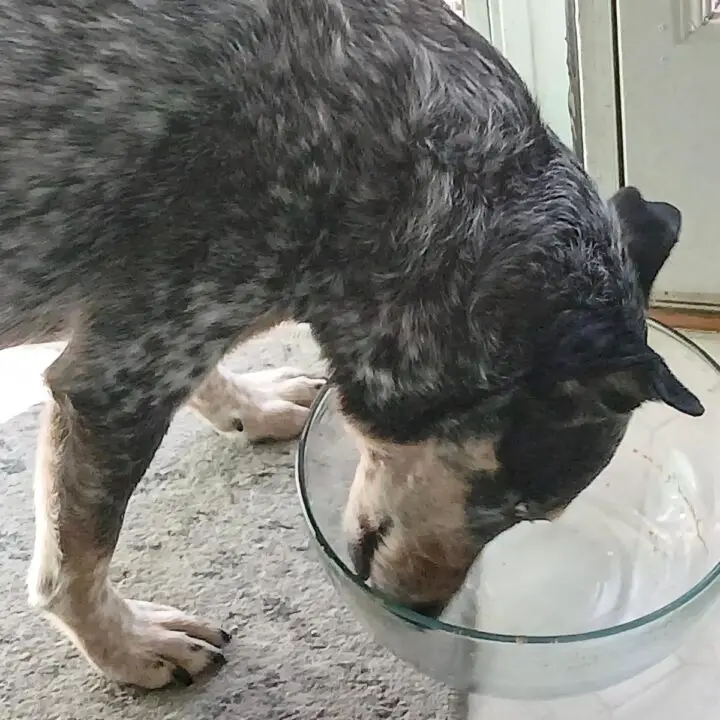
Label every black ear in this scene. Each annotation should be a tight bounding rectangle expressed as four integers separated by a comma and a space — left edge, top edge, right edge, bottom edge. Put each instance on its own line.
609, 186, 682, 302
649, 354, 705, 416
594, 349, 705, 417
534, 306, 704, 417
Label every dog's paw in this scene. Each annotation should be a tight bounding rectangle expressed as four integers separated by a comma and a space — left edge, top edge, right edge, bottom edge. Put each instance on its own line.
90, 600, 230, 689
189, 365, 325, 441
234, 367, 326, 441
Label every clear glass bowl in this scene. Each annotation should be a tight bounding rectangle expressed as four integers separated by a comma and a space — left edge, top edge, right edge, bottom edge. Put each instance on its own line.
296, 320, 720, 700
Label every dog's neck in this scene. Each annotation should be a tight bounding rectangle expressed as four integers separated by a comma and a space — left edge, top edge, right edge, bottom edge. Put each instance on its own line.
305, 301, 515, 443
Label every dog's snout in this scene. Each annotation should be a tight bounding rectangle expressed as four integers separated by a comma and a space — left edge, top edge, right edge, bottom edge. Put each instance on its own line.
348, 518, 392, 581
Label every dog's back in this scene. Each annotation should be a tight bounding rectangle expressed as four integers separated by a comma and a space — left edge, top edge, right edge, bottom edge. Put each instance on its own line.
0, 0, 642, 443
0, 1, 260, 344
0, 0, 571, 352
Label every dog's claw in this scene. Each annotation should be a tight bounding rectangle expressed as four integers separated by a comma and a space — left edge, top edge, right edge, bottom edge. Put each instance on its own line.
211, 651, 227, 666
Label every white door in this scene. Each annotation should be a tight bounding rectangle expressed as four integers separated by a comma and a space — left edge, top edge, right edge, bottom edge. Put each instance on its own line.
616, 0, 720, 306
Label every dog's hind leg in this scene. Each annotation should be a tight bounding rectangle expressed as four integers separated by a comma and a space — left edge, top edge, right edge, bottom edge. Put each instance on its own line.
27, 338, 229, 689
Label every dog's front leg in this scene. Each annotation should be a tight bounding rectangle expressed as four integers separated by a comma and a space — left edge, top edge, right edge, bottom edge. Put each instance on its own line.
27, 345, 229, 689
187, 365, 325, 441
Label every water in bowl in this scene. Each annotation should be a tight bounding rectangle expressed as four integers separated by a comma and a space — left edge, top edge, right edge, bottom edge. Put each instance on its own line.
474, 457, 708, 637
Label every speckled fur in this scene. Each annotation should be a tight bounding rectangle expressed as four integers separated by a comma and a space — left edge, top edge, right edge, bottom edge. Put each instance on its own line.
0, 0, 704, 689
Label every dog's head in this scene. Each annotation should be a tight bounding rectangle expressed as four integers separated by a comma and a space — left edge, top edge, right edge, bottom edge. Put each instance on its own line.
341, 187, 703, 617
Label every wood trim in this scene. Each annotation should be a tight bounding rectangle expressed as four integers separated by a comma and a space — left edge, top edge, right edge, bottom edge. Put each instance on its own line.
649, 306, 720, 333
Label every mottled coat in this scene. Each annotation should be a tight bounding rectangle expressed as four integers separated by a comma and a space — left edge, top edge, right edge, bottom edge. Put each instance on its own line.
0, 0, 702, 689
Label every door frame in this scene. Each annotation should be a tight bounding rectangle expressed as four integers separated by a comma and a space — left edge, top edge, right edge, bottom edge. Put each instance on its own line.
463, 0, 491, 39
565, 0, 623, 200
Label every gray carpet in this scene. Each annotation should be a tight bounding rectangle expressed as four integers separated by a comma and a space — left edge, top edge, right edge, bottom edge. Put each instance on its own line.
0, 325, 452, 720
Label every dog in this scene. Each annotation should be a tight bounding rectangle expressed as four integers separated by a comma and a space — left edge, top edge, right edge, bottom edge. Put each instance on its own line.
0, 0, 703, 690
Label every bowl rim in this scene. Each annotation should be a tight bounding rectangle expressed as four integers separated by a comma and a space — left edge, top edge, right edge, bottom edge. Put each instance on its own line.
295, 318, 720, 644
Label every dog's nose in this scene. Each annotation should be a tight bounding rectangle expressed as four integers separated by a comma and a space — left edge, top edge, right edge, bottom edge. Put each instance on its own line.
348, 518, 391, 581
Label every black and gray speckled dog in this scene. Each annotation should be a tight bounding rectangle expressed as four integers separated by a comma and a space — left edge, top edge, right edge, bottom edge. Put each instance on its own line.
0, 0, 704, 690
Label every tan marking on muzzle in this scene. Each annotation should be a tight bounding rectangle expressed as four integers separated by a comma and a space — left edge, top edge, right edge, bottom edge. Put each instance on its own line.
343, 421, 500, 605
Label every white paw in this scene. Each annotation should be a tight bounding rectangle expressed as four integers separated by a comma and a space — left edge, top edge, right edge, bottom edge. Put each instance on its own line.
238, 367, 326, 441
189, 366, 325, 442
84, 599, 230, 689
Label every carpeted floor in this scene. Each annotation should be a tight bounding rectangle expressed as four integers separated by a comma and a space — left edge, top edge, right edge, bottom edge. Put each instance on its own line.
0, 324, 452, 720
